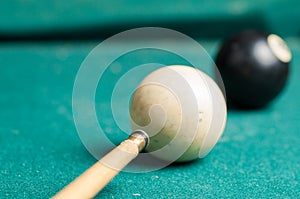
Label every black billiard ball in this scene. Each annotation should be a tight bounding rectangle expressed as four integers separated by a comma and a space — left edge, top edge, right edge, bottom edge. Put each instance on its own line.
216, 30, 291, 108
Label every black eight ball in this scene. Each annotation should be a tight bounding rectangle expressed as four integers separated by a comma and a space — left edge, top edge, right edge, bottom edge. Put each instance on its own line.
216, 30, 292, 108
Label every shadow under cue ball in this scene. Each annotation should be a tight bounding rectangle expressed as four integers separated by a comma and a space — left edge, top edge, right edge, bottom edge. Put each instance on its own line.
216, 30, 292, 108
130, 65, 227, 162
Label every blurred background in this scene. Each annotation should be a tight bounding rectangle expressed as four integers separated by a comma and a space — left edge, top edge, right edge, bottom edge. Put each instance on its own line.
0, 0, 299, 40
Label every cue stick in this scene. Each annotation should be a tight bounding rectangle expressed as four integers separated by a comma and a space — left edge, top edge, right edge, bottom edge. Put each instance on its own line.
52, 130, 148, 199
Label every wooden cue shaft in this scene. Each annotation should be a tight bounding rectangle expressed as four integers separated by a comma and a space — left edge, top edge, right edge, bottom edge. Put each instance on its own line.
52, 131, 148, 199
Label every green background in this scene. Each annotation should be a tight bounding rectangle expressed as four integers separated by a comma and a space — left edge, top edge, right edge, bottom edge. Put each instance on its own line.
1, 1, 299, 198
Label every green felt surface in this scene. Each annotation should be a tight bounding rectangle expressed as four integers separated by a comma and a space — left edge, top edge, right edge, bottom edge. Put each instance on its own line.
1, 37, 300, 198
1, 1, 300, 198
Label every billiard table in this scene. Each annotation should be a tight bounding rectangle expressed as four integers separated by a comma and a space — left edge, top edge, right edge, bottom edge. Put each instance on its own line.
1, 1, 299, 198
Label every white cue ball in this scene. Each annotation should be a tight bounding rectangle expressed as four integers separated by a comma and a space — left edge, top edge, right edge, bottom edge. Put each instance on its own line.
130, 65, 227, 162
